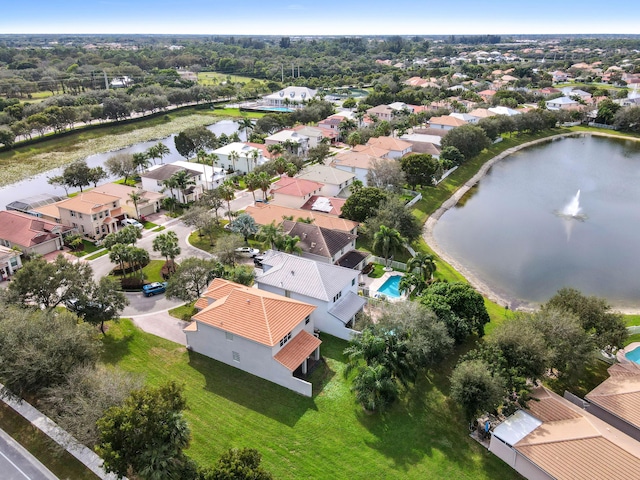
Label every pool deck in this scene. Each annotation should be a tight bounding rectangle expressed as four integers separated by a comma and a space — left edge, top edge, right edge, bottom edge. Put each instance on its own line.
368, 272, 405, 301
617, 342, 640, 364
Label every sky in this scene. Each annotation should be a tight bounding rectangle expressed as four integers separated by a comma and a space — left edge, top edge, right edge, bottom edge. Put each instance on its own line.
2, 0, 640, 36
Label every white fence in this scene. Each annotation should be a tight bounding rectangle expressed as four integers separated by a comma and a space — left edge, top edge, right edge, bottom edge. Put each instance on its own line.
369, 255, 407, 271
403, 189, 423, 208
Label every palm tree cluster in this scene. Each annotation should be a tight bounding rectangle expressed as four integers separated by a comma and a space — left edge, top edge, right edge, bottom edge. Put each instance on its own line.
344, 327, 414, 412
256, 222, 301, 254
399, 253, 437, 298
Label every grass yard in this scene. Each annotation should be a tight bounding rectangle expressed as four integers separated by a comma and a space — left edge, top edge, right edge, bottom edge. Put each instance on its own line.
168, 302, 197, 322
101, 320, 519, 480
70, 239, 103, 257
198, 72, 266, 85
141, 260, 165, 283
85, 249, 109, 261
0, 403, 99, 480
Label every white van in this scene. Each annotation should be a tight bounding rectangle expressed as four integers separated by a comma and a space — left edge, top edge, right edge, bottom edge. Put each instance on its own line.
121, 218, 144, 229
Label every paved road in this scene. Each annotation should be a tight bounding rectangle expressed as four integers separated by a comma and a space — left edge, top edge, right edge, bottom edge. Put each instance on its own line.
86, 189, 256, 345
0, 428, 58, 480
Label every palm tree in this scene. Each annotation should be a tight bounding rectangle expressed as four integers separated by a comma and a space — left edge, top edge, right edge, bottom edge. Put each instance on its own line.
257, 221, 283, 250
170, 170, 196, 204
276, 235, 302, 255
245, 172, 259, 202
273, 157, 288, 176
267, 143, 284, 158
146, 142, 170, 165
127, 190, 143, 219
406, 252, 437, 282
398, 272, 427, 299
237, 117, 253, 141
249, 148, 260, 173
196, 148, 208, 165
372, 225, 405, 268
132, 152, 150, 175
351, 364, 398, 412
161, 176, 178, 203
207, 153, 220, 190
228, 150, 239, 173
129, 247, 149, 280
229, 213, 258, 243
218, 181, 236, 223
338, 118, 357, 141
152, 231, 181, 274
257, 171, 271, 200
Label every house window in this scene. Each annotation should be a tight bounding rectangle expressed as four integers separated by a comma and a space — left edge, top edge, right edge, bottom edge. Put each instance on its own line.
225, 332, 234, 341
333, 291, 342, 302
96, 227, 100, 235
279, 332, 292, 347
113, 202, 117, 208
70, 211, 76, 217
352, 278, 356, 286
232, 351, 240, 363
284, 290, 291, 298
92, 215, 97, 221
305, 316, 310, 325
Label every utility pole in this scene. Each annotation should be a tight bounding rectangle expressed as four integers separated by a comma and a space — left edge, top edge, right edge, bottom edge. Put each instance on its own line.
292, 63, 294, 78
281, 64, 284, 82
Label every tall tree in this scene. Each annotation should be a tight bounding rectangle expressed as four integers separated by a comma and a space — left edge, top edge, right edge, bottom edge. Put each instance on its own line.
145, 142, 170, 165
229, 213, 259, 243
68, 276, 129, 334
237, 117, 254, 142
407, 252, 437, 282
96, 382, 196, 480
441, 124, 491, 160
87, 166, 108, 187
105, 153, 137, 185
166, 257, 224, 301
132, 152, 150, 174
257, 221, 283, 250
127, 190, 143, 219
372, 225, 405, 267
6, 255, 93, 310
152, 231, 181, 273
450, 359, 505, 422
170, 170, 196, 203
218, 181, 236, 222
341, 186, 387, 223
400, 154, 443, 189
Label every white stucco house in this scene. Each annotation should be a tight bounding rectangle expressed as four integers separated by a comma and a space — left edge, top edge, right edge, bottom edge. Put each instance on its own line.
296, 164, 355, 197
0, 245, 22, 282
256, 252, 366, 340
185, 279, 320, 397
331, 151, 379, 184
263, 86, 317, 108
545, 96, 580, 111
140, 164, 205, 203
264, 130, 310, 156
210, 142, 268, 174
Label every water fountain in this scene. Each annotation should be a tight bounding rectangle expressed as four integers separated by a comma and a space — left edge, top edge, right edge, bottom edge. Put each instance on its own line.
562, 189, 582, 217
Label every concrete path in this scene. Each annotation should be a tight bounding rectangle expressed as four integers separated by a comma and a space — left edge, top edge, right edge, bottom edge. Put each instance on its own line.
1, 385, 121, 480
0, 428, 58, 480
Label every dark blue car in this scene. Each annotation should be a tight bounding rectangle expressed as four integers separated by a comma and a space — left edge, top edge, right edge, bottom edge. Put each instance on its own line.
142, 282, 168, 297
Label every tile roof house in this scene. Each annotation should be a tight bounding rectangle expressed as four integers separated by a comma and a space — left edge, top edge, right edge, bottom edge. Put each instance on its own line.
365, 136, 413, 159
185, 279, 319, 397
489, 386, 640, 480
584, 361, 640, 442
366, 104, 395, 121
281, 220, 357, 264
0, 245, 22, 281
0, 210, 73, 256
92, 183, 164, 219
352, 144, 391, 158
428, 115, 468, 130
270, 176, 324, 209
264, 130, 309, 156
256, 252, 366, 340
331, 151, 381, 184
291, 125, 325, 149
140, 164, 205, 203
35, 191, 125, 240
299, 196, 346, 216
545, 96, 581, 111
245, 203, 358, 235
296, 164, 355, 197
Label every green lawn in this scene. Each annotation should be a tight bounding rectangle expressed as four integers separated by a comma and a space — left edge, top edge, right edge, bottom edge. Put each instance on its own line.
168, 302, 197, 322
198, 72, 266, 85
142, 220, 158, 229
101, 320, 519, 480
625, 314, 640, 326
70, 239, 102, 257
141, 260, 165, 283
0, 403, 99, 480
85, 249, 109, 261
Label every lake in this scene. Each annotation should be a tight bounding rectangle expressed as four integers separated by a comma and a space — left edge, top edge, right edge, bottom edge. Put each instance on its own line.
432, 135, 640, 309
0, 120, 242, 209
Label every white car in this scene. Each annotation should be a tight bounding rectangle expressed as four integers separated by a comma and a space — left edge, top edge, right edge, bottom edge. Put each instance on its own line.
121, 218, 144, 229
235, 246, 260, 258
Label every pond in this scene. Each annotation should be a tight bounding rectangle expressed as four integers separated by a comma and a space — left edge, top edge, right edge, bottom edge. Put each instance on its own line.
0, 120, 242, 209
432, 135, 640, 309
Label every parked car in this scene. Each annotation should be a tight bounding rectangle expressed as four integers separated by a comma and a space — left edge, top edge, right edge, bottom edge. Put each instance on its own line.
235, 246, 260, 258
121, 218, 144, 229
142, 282, 168, 297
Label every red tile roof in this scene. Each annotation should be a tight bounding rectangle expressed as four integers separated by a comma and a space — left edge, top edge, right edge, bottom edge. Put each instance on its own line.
271, 176, 323, 198
0, 210, 70, 248
274, 330, 321, 371
192, 279, 316, 346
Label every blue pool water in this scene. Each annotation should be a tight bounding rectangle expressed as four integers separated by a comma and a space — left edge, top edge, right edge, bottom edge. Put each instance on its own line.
626, 347, 640, 364
377, 275, 402, 298
261, 107, 294, 112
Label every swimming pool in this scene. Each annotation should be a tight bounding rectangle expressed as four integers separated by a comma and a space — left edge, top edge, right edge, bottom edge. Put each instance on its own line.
260, 107, 294, 112
377, 275, 402, 299
625, 346, 640, 364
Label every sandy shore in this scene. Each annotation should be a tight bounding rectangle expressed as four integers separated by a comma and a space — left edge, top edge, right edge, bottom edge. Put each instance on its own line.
422, 131, 640, 314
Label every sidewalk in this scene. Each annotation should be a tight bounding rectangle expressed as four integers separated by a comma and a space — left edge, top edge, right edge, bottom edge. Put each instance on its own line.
0, 384, 121, 480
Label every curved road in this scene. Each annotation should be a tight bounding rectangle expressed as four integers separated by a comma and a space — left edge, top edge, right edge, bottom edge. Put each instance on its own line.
86, 189, 257, 344
0, 428, 58, 480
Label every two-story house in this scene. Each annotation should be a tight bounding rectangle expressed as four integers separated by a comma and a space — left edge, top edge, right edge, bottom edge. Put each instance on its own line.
256, 252, 366, 340
0, 210, 73, 256
185, 279, 320, 397
270, 176, 324, 209
140, 164, 205, 203
211, 142, 267, 174
281, 220, 357, 264
296, 164, 355, 197
0, 245, 22, 281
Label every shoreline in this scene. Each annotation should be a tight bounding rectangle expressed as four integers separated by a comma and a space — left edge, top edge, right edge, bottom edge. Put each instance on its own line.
422, 131, 640, 315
